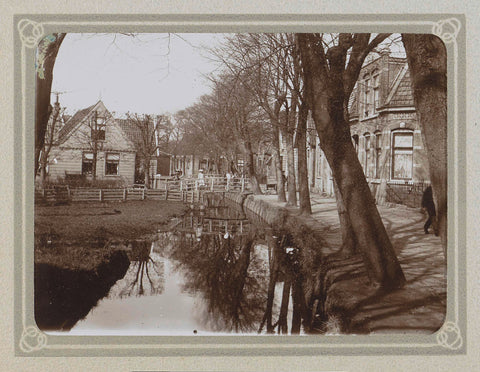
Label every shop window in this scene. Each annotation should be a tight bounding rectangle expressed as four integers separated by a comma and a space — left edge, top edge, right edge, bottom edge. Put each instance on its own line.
391, 130, 413, 180
82, 152, 94, 175
105, 153, 120, 176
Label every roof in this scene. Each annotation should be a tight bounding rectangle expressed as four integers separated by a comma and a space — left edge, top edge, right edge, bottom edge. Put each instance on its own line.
117, 118, 146, 149
56, 102, 98, 143
386, 66, 415, 107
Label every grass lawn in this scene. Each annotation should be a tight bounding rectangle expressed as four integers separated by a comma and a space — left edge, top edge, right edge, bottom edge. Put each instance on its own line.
35, 200, 186, 270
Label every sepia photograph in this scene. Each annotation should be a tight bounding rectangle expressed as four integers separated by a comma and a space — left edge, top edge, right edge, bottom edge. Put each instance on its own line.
32, 31, 448, 337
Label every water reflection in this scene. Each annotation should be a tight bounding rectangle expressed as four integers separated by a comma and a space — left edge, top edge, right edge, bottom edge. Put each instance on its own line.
68, 194, 310, 335
109, 240, 165, 298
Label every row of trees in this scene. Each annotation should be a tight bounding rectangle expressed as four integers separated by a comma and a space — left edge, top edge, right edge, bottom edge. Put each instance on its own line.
175, 33, 447, 289
35, 32, 447, 290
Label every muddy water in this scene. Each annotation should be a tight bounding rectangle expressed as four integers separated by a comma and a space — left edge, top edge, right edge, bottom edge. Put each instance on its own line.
46, 194, 300, 336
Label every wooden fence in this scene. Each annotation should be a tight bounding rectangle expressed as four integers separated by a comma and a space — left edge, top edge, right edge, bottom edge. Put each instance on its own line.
35, 177, 251, 204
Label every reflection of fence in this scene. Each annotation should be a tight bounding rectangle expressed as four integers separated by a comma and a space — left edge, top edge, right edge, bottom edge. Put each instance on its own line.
179, 216, 249, 237
154, 176, 250, 193
385, 181, 430, 208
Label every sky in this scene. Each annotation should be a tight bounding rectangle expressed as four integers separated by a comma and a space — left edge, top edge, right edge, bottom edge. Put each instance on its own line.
51, 33, 226, 116
51, 33, 405, 117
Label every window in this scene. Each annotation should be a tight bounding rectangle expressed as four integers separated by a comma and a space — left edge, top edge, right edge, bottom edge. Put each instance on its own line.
391, 131, 413, 180
91, 113, 106, 141
105, 153, 120, 175
372, 73, 380, 113
352, 135, 359, 154
375, 131, 382, 178
364, 78, 371, 117
364, 133, 373, 178
82, 152, 94, 175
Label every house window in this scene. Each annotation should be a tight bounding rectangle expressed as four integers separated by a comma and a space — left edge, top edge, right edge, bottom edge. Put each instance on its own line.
82, 152, 94, 175
91, 114, 106, 141
364, 78, 371, 117
352, 135, 359, 154
364, 133, 372, 178
391, 130, 413, 180
372, 73, 380, 113
105, 153, 120, 176
375, 131, 382, 178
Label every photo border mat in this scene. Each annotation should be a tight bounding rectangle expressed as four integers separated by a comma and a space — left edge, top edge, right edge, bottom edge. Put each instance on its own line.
14, 13, 467, 357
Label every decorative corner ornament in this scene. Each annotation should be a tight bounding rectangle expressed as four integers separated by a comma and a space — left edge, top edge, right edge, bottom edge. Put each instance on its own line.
436, 321, 463, 350
17, 19, 45, 49
432, 18, 461, 44
19, 325, 48, 353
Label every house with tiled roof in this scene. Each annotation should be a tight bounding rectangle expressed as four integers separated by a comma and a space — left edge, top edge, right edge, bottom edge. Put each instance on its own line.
46, 100, 137, 185
309, 51, 430, 207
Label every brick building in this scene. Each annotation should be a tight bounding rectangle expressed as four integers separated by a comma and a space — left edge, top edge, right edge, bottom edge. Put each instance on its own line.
308, 51, 430, 207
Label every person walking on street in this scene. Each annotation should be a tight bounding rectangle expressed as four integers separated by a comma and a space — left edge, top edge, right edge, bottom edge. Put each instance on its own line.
422, 185, 438, 235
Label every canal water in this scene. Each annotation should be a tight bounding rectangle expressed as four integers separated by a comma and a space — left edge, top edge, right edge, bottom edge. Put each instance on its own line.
44, 194, 301, 336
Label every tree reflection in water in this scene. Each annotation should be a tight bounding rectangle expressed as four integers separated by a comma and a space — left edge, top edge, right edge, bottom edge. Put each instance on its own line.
168, 229, 269, 333
109, 240, 165, 299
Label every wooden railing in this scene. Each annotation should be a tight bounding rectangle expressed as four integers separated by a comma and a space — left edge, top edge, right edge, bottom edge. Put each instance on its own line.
35, 178, 251, 204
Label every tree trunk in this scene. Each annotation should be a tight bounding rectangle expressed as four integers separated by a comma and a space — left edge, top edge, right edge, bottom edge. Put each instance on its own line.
326, 130, 405, 288
402, 34, 447, 255
272, 125, 286, 202
283, 129, 297, 206
297, 101, 312, 215
290, 273, 303, 334
297, 35, 406, 289
333, 179, 357, 256
35, 34, 66, 176
92, 147, 98, 181
243, 141, 263, 195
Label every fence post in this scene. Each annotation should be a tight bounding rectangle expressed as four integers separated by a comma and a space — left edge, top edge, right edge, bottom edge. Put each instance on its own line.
211, 178, 214, 191
123, 188, 127, 201
99, 189, 103, 202
142, 188, 145, 200
241, 178, 245, 192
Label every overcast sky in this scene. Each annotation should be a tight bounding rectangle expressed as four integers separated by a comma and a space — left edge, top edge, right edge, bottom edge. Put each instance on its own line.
51, 33, 225, 116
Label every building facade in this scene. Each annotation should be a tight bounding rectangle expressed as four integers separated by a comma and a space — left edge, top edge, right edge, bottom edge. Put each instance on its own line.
46, 100, 137, 185
308, 52, 431, 207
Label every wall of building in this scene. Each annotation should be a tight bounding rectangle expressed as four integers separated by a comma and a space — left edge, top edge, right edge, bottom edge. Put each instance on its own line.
47, 148, 136, 185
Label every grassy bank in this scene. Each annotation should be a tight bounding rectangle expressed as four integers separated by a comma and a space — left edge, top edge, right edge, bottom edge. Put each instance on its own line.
35, 200, 186, 270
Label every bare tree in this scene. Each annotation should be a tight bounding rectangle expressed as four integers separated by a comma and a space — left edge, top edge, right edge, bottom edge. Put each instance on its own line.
296, 33, 406, 289
38, 97, 64, 187
126, 113, 162, 187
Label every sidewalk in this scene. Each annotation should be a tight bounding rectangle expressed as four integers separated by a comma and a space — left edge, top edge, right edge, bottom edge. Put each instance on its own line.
254, 194, 446, 334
